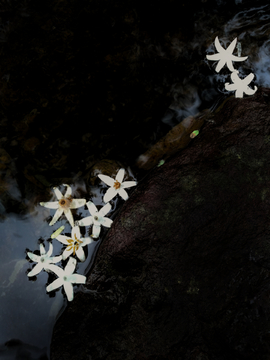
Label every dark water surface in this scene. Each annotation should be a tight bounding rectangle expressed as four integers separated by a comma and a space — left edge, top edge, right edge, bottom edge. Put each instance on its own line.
0, 0, 270, 358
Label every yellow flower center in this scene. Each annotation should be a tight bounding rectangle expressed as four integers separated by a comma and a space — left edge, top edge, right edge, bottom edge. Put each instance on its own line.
59, 196, 72, 210
114, 180, 121, 190
66, 234, 83, 255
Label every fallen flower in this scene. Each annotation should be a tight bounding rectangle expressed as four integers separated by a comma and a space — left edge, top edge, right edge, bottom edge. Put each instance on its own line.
27, 243, 62, 277
98, 168, 137, 203
225, 71, 258, 98
77, 201, 113, 238
46, 257, 86, 302
55, 225, 92, 261
40, 184, 86, 227
206, 36, 248, 73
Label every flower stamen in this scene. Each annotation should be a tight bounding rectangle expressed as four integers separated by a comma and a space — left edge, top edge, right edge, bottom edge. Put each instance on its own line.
59, 196, 72, 210
66, 234, 83, 255
114, 180, 121, 190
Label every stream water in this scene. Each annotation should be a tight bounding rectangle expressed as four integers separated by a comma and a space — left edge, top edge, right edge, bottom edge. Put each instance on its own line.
1, 1, 270, 359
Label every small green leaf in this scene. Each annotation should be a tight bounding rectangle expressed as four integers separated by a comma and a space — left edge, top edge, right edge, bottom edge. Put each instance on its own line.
157, 159, 165, 167
190, 130, 199, 138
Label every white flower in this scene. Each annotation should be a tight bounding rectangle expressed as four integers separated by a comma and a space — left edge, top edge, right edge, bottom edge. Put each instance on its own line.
98, 168, 137, 203
206, 36, 248, 73
40, 184, 86, 227
27, 243, 62, 277
225, 71, 258, 98
76, 201, 113, 238
46, 257, 86, 302
55, 226, 92, 262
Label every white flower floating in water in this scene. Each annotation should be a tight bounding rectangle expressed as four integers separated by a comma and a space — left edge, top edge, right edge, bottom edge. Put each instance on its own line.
77, 201, 113, 238
55, 225, 92, 262
27, 243, 62, 277
27, 169, 138, 301
98, 168, 137, 203
225, 71, 258, 98
206, 36, 248, 73
40, 184, 86, 227
46, 257, 86, 302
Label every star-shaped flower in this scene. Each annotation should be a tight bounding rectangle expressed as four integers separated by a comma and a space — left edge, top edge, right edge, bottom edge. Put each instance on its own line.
46, 257, 86, 302
225, 71, 258, 98
27, 243, 62, 277
76, 201, 113, 238
55, 225, 92, 262
206, 36, 248, 73
98, 168, 137, 203
40, 184, 86, 227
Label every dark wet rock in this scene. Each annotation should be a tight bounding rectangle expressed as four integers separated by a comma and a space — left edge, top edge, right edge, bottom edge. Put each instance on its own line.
51, 88, 270, 360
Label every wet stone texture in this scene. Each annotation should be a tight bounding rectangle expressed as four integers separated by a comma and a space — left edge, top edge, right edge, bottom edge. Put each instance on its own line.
51, 88, 270, 360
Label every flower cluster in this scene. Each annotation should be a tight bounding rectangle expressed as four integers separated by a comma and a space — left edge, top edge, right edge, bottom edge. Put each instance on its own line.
26, 168, 137, 301
206, 36, 257, 98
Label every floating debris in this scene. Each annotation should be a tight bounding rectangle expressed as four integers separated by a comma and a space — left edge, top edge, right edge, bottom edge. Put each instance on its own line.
190, 130, 200, 138
51, 225, 65, 239
157, 160, 165, 167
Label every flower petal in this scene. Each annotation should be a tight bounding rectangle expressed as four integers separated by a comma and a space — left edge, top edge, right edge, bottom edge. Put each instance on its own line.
69, 274, 86, 284
98, 174, 115, 187
46, 242, 53, 257
86, 201, 98, 216
56, 234, 70, 245
46, 278, 63, 293
103, 188, 117, 203
46, 264, 64, 278
116, 168, 125, 183
77, 216, 93, 227
100, 217, 113, 228
76, 247, 86, 262
69, 198, 86, 209
40, 201, 59, 209
65, 257, 77, 275
28, 263, 43, 277
39, 243, 46, 256
63, 184, 72, 198
49, 208, 64, 226
121, 181, 137, 189
63, 282, 74, 301
27, 252, 40, 262
72, 225, 81, 240
64, 209, 74, 227
82, 237, 92, 245
118, 188, 128, 201
99, 202, 111, 217
53, 187, 64, 200
51, 255, 62, 264
92, 224, 101, 238
62, 247, 72, 261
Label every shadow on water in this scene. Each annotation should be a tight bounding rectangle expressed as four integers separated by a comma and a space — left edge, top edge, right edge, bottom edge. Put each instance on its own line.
0, 0, 270, 359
